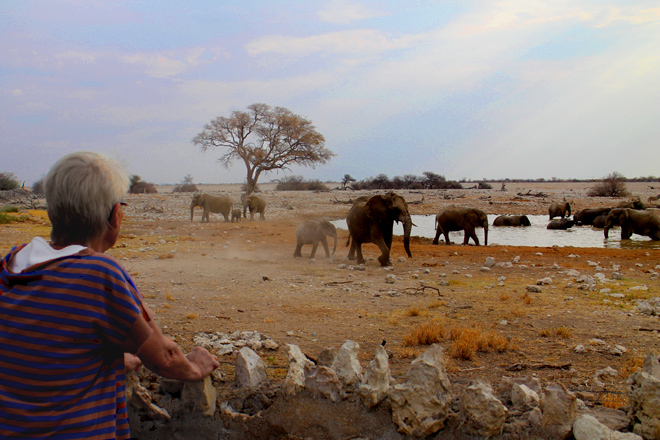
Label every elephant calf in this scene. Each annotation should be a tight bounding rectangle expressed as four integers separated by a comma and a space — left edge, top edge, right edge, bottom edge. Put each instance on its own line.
433, 206, 488, 246
231, 208, 242, 222
547, 219, 575, 230
294, 220, 337, 259
548, 200, 571, 220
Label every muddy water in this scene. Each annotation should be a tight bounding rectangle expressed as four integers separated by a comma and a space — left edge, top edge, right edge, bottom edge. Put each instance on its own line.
333, 215, 660, 249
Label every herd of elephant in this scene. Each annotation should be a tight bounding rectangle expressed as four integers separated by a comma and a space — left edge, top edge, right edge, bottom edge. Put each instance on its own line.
190, 193, 266, 223
191, 191, 660, 268
492, 197, 660, 242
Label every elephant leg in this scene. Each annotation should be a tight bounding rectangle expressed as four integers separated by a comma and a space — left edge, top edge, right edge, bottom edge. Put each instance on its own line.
374, 238, 392, 266
223, 213, 229, 222
354, 242, 366, 265
443, 231, 452, 245
347, 239, 356, 260
202, 210, 209, 222
465, 227, 480, 246
310, 242, 319, 258
259, 212, 265, 221
294, 243, 303, 258
320, 238, 330, 258
432, 227, 442, 245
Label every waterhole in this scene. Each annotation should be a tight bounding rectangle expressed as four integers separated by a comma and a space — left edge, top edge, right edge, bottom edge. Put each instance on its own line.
333, 215, 660, 250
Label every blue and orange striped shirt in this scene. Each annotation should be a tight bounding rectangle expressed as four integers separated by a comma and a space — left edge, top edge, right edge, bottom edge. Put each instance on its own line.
0, 244, 148, 439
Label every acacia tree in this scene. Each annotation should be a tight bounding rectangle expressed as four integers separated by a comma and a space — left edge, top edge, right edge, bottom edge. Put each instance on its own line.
192, 103, 334, 194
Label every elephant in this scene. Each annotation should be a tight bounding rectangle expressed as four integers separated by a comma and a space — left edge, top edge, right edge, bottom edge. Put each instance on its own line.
573, 207, 612, 226
648, 195, 660, 204
433, 206, 488, 246
492, 215, 531, 227
548, 200, 571, 220
231, 208, 242, 222
294, 219, 337, 259
617, 197, 646, 210
547, 219, 575, 230
346, 192, 413, 266
591, 215, 608, 229
242, 194, 266, 221
190, 193, 232, 222
604, 208, 660, 240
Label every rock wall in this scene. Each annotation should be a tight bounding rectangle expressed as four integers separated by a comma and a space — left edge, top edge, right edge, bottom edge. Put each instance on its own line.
128, 343, 659, 440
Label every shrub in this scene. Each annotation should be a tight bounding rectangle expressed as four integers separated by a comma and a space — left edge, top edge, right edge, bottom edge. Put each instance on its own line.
129, 175, 157, 194
587, 172, 630, 197
275, 176, 329, 191
173, 174, 198, 193
31, 178, 45, 196
478, 182, 493, 189
0, 172, 20, 191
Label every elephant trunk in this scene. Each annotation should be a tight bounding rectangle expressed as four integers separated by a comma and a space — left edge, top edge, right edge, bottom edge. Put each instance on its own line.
190, 204, 195, 222
401, 212, 413, 258
604, 223, 611, 239
484, 224, 488, 246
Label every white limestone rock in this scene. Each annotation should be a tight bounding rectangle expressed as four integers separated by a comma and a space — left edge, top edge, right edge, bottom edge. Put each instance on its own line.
459, 380, 508, 438
574, 414, 642, 440
331, 340, 363, 388
181, 376, 216, 417
359, 345, 394, 408
304, 364, 343, 402
541, 382, 577, 440
389, 344, 452, 437
235, 346, 268, 389
511, 383, 540, 411
282, 344, 314, 396
628, 370, 660, 439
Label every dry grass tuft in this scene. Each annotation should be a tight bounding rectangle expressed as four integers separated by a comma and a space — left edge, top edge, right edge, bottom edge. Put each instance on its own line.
403, 321, 445, 346
499, 292, 510, 301
165, 291, 175, 301
601, 392, 628, 409
620, 356, 644, 379
405, 303, 429, 317
185, 313, 199, 320
540, 326, 572, 338
158, 253, 175, 259
522, 292, 532, 304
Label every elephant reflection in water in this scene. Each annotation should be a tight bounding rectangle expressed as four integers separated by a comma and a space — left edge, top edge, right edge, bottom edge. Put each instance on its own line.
294, 219, 337, 259
346, 193, 413, 266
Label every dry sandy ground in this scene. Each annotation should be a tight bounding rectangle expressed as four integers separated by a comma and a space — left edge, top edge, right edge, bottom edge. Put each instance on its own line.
2, 181, 660, 408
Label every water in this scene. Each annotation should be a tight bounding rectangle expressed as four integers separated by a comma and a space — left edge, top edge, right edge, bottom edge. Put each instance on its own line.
333, 215, 660, 249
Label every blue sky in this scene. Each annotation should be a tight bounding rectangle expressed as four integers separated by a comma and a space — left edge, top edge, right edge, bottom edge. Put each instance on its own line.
1, 1, 659, 185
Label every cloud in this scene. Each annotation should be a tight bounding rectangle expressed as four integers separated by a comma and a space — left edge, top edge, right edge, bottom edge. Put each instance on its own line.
318, 0, 386, 24
245, 29, 422, 58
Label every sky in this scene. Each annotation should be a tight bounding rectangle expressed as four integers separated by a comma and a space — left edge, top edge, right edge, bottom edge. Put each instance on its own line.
1, 1, 659, 185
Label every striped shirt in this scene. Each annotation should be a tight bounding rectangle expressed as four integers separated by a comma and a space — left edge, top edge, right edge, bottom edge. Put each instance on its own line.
0, 243, 149, 439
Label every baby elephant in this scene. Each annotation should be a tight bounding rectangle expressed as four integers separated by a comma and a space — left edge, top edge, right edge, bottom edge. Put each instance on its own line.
231, 208, 242, 222
492, 215, 531, 226
294, 219, 337, 259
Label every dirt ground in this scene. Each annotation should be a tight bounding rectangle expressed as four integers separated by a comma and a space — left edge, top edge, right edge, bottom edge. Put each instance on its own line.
2, 181, 660, 408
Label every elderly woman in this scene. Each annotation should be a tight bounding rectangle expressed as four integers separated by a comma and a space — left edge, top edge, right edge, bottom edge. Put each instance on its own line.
0, 152, 218, 439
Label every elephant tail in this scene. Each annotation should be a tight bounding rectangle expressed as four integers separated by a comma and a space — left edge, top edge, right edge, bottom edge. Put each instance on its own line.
346, 234, 352, 248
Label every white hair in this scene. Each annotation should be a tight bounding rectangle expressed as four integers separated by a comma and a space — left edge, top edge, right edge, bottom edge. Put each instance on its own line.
44, 151, 129, 244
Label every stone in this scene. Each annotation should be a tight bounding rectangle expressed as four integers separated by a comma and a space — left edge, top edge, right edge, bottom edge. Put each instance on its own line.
385, 274, 397, 284
389, 344, 452, 437
643, 352, 660, 380
526, 285, 542, 293
537, 277, 553, 285
511, 383, 540, 410
610, 345, 627, 356
331, 340, 363, 388
460, 380, 507, 438
574, 414, 642, 440
235, 346, 268, 389
283, 344, 314, 396
304, 364, 343, 402
628, 370, 660, 439
498, 376, 542, 400
181, 376, 216, 417
359, 345, 394, 408
317, 347, 337, 367
484, 256, 496, 268
574, 344, 587, 353
541, 382, 577, 439
567, 269, 581, 277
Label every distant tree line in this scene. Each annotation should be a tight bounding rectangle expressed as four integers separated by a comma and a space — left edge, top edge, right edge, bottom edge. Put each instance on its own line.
346, 172, 462, 190
275, 176, 329, 191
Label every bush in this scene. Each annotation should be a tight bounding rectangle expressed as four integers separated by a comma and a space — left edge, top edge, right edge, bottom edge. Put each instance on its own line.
173, 174, 198, 193
275, 176, 329, 191
587, 172, 630, 197
129, 175, 157, 194
31, 178, 45, 196
0, 172, 20, 191
478, 182, 493, 189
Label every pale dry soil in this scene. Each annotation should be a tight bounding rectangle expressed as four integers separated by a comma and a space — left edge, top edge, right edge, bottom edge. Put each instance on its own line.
2, 182, 660, 408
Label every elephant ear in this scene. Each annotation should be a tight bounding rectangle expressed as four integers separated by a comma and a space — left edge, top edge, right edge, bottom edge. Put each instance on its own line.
366, 195, 388, 224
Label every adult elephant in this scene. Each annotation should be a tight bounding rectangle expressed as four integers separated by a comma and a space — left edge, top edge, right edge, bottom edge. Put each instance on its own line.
548, 200, 571, 220
433, 206, 488, 246
190, 193, 232, 222
242, 194, 266, 221
604, 208, 660, 240
492, 215, 531, 227
294, 219, 337, 259
616, 197, 646, 210
547, 219, 575, 230
346, 192, 413, 266
573, 207, 612, 226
